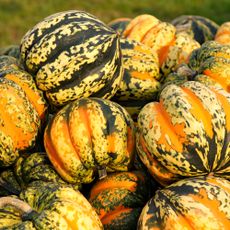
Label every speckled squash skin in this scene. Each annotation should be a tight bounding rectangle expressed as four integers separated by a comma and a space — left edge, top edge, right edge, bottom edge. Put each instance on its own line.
0, 169, 21, 196
188, 41, 230, 93
20, 10, 123, 107
113, 38, 160, 101
44, 97, 136, 184
108, 18, 131, 35
14, 152, 81, 190
215, 22, 230, 45
138, 176, 230, 230
0, 181, 103, 229
0, 55, 20, 71
89, 171, 153, 230
171, 15, 219, 44
0, 68, 48, 122
123, 14, 176, 66
0, 78, 40, 167
160, 32, 200, 76
136, 81, 230, 186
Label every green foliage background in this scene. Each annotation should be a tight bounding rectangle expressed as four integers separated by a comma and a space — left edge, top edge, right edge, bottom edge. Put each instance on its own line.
0, 0, 229, 47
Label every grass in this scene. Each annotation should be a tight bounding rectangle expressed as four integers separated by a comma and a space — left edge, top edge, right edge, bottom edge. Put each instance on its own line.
0, 0, 229, 47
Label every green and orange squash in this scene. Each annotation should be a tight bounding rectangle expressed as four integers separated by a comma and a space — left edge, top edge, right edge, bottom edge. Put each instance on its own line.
138, 176, 230, 230
0, 78, 41, 167
112, 38, 161, 119
171, 15, 219, 44
0, 181, 103, 229
136, 81, 230, 186
20, 10, 123, 107
44, 97, 136, 184
89, 171, 154, 230
123, 14, 176, 67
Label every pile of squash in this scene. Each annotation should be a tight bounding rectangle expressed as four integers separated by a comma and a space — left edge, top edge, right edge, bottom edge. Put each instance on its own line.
0, 10, 229, 230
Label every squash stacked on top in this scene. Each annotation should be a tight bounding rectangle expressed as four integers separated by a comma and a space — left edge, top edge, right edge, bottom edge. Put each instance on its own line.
20, 10, 123, 108
0, 56, 47, 167
0, 9, 230, 230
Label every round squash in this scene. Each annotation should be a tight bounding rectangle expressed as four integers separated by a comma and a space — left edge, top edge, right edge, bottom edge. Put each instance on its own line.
136, 81, 230, 186
138, 176, 230, 230
215, 22, 230, 45
20, 10, 123, 107
0, 78, 41, 167
160, 31, 200, 76
0, 181, 103, 229
44, 97, 136, 184
89, 171, 154, 230
171, 15, 219, 44
0, 68, 48, 122
123, 14, 176, 66
111, 38, 161, 120
14, 152, 81, 190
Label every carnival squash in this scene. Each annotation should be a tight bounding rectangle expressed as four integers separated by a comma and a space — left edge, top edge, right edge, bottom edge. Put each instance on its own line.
136, 81, 230, 186
171, 15, 219, 44
89, 171, 153, 230
20, 10, 123, 107
0, 181, 103, 229
138, 176, 230, 230
44, 97, 136, 184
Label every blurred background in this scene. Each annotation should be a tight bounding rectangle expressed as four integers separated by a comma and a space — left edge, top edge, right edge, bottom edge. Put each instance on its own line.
0, 0, 229, 47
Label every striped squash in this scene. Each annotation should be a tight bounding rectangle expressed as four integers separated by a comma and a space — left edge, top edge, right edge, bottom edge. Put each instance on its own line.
20, 10, 123, 107
138, 176, 230, 230
89, 171, 153, 230
0, 78, 41, 167
171, 15, 219, 44
123, 14, 176, 67
44, 97, 136, 184
112, 38, 160, 119
114, 38, 160, 101
189, 41, 230, 93
0, 181, 103, 229
136, 81, 230, 186
160, 31, 200, 76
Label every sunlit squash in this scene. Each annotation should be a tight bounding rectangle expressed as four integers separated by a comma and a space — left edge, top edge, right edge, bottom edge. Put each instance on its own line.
0, 68, 48, 122
111, 38, 161, 120
20, 10, 123, 107
44, 97, 136, 184
0, 181, 103, 229
0, 78, 41, 167
171, 15, 219, 44
215, 22, 230, 45
138, 176, 230, 230
162, 41, 230, 93
123, 14, 176, 67
188, 41, 230, 92
136, 81, 230, 186
160, 31, 200, 76
89, 171, 154, 230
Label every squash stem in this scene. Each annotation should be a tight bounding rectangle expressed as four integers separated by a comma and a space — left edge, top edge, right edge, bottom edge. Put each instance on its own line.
0, 196, 33, 214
